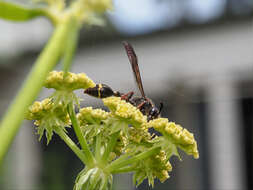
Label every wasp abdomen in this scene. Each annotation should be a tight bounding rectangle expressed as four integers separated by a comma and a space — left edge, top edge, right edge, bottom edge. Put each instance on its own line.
84, 84, 117, 98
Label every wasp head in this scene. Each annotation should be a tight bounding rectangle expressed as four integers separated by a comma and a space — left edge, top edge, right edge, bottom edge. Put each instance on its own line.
147, 102, 163, 121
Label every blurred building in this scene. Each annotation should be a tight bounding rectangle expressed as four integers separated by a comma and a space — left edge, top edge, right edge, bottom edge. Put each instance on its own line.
0, 0, 253, 190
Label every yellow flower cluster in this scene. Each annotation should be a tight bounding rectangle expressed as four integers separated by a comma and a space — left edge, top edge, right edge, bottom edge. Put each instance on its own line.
25, 98, 70, 143
147, 118, 199, 159
103, 97, 147, 127
134, 150, 172, 187
77, 107, 109, 125
112, 132, 127, 157
26, 98, 54, 120
25, 69, 200, 188
151, 150, 172, 183
25, 98, 70, 125
128, 127, 151, 144
45, 71, 95, 91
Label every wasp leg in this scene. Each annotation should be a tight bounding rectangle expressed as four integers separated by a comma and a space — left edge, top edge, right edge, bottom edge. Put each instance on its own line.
158, 102, 163, 114
121, 91, 134, 101
137, 101, 147, 109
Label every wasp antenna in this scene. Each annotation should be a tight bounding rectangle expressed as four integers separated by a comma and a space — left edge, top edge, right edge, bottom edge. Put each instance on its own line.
158, 102, 163, 114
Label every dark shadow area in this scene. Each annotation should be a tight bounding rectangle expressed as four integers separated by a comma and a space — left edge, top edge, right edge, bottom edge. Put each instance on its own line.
241, 97, 253, 190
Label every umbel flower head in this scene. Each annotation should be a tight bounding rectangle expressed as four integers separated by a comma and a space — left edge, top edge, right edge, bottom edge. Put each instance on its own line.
77, 96, 199, 187
77, 107, 110, 142
26, 71, 95, 144
133, 149, 173, 187
45, 71, 95, 108
26, 71, 199, 190
45, 71, 95, 91
25, 98, 70, 144
103, 96, 147, 128
147, 118, 199, 159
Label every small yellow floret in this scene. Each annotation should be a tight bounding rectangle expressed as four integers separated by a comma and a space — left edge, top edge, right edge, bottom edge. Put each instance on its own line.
103, 97, 147, 127
45, 71, 95, 90
159, 170, 169, 182
140, 150, 172, 185
77, 107, 109, 125
26, 98, 70, 125
128, 127, 151, 144
25, 98, 70, 144
147, 118, 199, 159
26, 98, 53, 120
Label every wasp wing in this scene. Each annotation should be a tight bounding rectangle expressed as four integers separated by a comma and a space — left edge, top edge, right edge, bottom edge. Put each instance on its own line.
122, 41, 146, 98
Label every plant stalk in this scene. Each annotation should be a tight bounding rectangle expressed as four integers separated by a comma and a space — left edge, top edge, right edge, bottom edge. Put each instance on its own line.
0, 17, 75, 165
95, 133, 102, 162
111, 166, 137, 174
67, 103, 95, 167
55, 127, 87, 164
106, 147, 161, 173
101, 131, 119, 165
63, 17, 80, 75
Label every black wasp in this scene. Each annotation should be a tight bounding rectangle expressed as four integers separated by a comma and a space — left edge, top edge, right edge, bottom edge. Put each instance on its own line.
84, 41, 163, 121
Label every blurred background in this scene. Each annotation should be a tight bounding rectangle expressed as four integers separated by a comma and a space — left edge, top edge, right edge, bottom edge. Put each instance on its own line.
0, 0, 253, 189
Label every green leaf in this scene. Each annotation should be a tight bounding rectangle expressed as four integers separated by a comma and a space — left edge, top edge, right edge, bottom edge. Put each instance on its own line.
0, 1, 47, 22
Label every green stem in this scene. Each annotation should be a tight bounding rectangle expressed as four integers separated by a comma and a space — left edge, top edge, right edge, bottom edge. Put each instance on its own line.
41, 8, 60, 26
55, 127, 86, 164
67, 103, 95, 167
105, 151, 135, 169
95, 133, 102, 162
101, 131, 120, 165
106, 147, 161, 173
63, 17, 80, 75
0, 18, 75, 165
111, 166, 137, 174
88, 168, 101, 190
